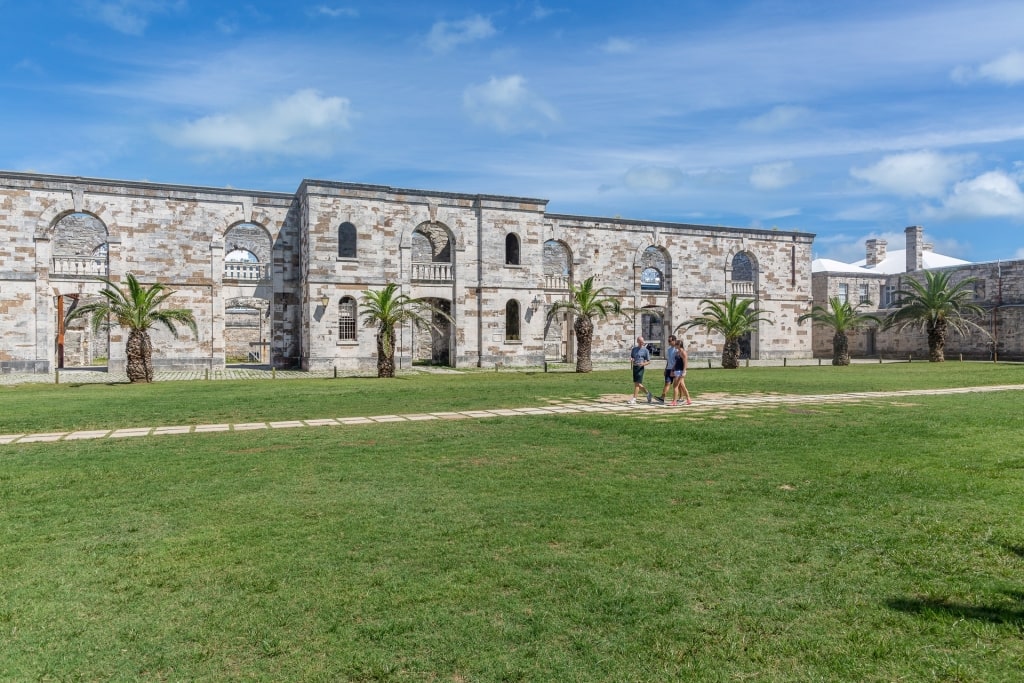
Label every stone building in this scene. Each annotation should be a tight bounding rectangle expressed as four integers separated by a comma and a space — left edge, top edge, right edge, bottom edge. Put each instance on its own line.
810, 226, 1024, 360
0, 171, 815, 374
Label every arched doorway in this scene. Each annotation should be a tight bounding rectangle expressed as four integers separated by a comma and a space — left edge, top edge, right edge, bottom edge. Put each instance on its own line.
413, 297, 453, 366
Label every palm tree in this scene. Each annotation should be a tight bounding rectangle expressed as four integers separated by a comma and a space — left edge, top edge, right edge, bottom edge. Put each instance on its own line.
883, 270, 985, 362
360, 283, 453, 378
546, 275, 623, 373
679, 295, 771, 369
67, 273, 198, 383
799, 297, 881, 366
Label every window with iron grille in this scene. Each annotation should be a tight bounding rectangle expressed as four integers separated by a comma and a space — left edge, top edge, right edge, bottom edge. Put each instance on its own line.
339, 297, 357, 340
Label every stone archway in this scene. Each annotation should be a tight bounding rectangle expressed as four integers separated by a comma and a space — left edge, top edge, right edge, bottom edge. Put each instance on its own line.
413, 297, 453, 366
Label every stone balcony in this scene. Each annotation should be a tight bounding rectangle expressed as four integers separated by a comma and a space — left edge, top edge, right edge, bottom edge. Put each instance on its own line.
544, 274, 570, 290
224, 262, 268, 281
411, 262, 453, 282
731, 280, 755, 297
51, 256, 108, 278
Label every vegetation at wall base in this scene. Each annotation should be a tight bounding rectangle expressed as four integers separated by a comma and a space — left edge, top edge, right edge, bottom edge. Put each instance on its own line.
2, 390, 1023, 680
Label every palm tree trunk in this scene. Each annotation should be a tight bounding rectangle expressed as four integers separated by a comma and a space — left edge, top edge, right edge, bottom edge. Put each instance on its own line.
126, 329, 152, 383
927, 319, 947, 362
832, 332, 850, 366
722, 338, 740, 369
574, 317, 594, 373
377, 327, 396, 378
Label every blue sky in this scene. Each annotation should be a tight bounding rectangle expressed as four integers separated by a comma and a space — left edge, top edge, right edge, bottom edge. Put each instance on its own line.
3, 1, 1024, 263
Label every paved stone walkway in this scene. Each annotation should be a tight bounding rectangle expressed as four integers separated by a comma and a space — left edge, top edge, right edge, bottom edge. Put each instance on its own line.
3, 384, 1022, 446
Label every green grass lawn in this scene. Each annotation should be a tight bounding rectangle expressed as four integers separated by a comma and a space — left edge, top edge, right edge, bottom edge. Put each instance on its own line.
3, 361, 1024, 434
2, 366, 1024, 680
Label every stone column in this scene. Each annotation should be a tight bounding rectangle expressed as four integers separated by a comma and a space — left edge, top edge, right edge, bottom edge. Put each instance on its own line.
32, 236, 53, 373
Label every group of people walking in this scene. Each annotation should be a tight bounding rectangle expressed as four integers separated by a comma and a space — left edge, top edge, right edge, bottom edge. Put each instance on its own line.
629, 335, 692, 406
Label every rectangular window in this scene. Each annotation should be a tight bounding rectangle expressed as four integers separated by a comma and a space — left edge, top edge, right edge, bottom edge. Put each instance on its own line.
882, 285, 898, 308
858, 283, 870, 305
837, 283, 848, 305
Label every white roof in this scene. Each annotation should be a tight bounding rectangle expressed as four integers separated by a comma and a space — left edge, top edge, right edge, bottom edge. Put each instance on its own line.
850, 249, 971, 274
811, 258, 876, 274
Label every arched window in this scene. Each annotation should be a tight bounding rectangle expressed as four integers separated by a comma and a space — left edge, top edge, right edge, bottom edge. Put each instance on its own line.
338, 296, 357, 341
224, 248, 263, 280
338, 222, 357, 259
505, 300, 520, 341
640, 267, 663, 290
543, 240, 572, 290
505, 233, 520, 265
732, 252, 754, 282
225, 249, 258, 263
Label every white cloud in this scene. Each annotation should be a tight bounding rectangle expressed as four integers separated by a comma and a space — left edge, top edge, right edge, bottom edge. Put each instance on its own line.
850, 150, 970, 197
309, 5, 358, 19
426, 15, 496, 53
952, 49, 1024, 85
462, 75, 558, 134
164, 89, 351, 154
623, 165, 684, 193
602, 38, 635, 55
82, 0, 185, 36
1015, 247, 1024, 259
740, 105, 811, 133
750, 161, 798, 190
929, 170, 1024, 218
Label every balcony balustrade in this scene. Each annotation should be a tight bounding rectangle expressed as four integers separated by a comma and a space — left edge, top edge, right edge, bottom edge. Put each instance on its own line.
411, 262, 453, 282
731, 280, 755, 296
224, 262, 267, 281
52, 256, 108, 277
544, 274, 570, 290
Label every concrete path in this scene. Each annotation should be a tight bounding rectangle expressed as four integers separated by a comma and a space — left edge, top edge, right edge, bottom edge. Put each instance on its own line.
3, 384, 1022, 447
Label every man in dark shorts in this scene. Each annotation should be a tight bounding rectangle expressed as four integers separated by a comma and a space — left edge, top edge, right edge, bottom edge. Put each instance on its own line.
628, 335, 652, 404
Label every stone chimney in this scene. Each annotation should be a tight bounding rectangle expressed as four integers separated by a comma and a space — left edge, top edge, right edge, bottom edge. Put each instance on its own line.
905, 225, 923, 272
865, 239, 887, 267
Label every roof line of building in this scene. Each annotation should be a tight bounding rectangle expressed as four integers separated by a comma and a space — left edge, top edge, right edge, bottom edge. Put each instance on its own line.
298, 178, 550, 206
546, 213, 814, 239
0, 169, 297, 200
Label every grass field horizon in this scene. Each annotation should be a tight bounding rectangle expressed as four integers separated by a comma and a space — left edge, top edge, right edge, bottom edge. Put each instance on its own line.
3, 365, 1024, 680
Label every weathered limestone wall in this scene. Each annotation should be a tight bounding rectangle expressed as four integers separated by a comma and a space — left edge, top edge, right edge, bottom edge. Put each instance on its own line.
0, 172, 301, 373
2, 171, 816, 374
813, 260, 1024, 361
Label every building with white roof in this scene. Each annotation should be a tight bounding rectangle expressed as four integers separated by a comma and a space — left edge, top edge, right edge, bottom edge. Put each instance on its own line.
809, 226, 1024, 361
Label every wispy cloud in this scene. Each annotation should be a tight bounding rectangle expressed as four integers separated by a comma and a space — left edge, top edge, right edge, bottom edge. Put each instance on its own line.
850, 151, 971, 198
80, 0, 185, 36
740, 105, 811, 133
623, 165, 684, 193
750, 161, 798, 190
308, 5, 358, 19
602, 37, 635, 55
463, 75, 558, 134
163, 89, 351, 155
952, 49, 1024, 85
426, 15, 496, 53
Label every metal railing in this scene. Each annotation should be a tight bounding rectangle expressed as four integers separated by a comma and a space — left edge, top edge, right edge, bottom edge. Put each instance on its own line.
224, 262, 267, 280
51, 256, 108, 277
411, 262, 453, 282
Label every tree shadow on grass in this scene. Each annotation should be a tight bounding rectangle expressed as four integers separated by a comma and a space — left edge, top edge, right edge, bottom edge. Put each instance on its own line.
886, 596, 1024, 625
997, 541, 1024, 559
888, 542, 1024, 625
